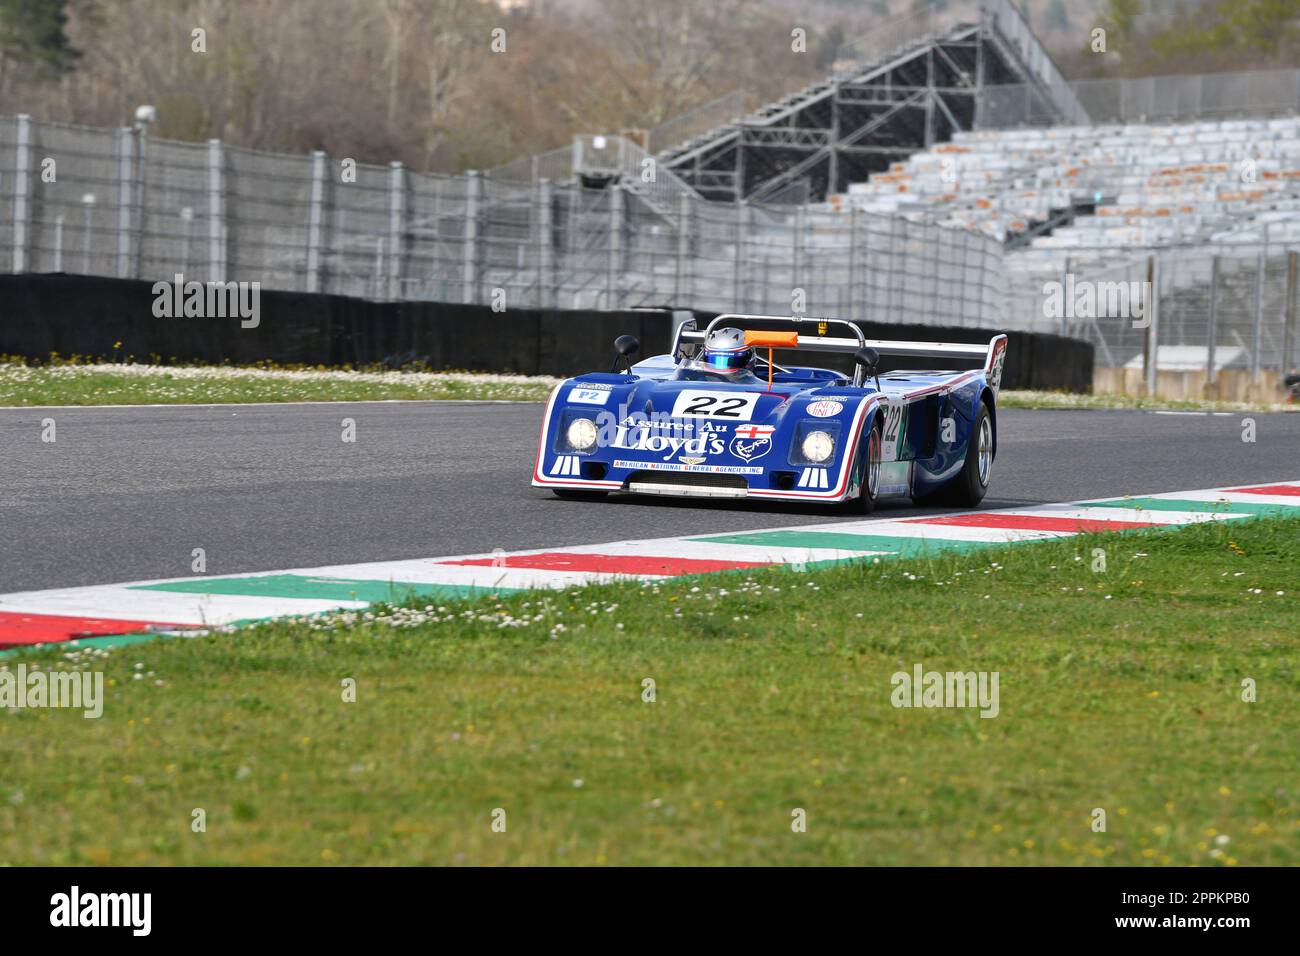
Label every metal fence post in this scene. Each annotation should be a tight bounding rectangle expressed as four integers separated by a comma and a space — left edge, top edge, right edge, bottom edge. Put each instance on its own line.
305, 151, 326, 293
793, 205, 806, 313
132, 120, 148, 278
115, 127, 133, 278
847, 206, 860, 320
1060, 256, 1071, 337
537, 178, 553, 310
206, 139, 224, 283
607, 183, 624, 309
388, 161, 404, 301
1251, 249, 1265, 379
1285, 250, 1298, 375
1205, 255, 1220, 385
886, 216, 899, 321
675, 192, 692, 306
462, 170, 481, 304
1144, 255, 1160, 396
733, 202, 748, 311
12, 114, 32, 273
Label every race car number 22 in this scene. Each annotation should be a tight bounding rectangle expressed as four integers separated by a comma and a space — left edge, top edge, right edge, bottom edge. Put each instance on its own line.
670, 390, 760, 420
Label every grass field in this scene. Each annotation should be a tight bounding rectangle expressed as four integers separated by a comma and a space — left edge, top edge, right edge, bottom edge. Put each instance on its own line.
2, 360, 1295, 412
1, 515, 1295, 866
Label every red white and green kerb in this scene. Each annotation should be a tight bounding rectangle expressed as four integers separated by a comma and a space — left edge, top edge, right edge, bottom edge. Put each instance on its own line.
2, 481, 1297, 653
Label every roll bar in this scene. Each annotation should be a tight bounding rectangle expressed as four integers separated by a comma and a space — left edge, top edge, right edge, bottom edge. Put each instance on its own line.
672, 313, 998, 387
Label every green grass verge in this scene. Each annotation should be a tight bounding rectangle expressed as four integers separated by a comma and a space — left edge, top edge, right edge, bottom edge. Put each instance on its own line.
0, 360, 558, 406
2, 516, 1296, 866
7, 359, 1293, 413
999, 389, 1296, 414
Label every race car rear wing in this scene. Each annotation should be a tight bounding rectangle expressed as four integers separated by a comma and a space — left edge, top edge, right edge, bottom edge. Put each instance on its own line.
673, 314, 1007, 390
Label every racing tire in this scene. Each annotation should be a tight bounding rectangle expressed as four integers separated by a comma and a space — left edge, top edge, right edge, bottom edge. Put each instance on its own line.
552, 489, 609, 500
849, 416, 884, 514
937, 401, 993, 508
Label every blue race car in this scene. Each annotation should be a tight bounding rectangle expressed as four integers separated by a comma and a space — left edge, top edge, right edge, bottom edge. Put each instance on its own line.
532, 314, 1007, 512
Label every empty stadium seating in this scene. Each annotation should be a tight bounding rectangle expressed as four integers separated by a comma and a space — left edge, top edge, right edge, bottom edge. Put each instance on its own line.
836, 117, 1300, 250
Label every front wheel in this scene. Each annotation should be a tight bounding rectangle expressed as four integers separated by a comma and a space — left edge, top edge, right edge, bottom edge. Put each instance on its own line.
849, 417, 883, 514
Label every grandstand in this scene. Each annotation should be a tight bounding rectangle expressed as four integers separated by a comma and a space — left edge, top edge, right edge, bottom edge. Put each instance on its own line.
840, 117, 1300, 249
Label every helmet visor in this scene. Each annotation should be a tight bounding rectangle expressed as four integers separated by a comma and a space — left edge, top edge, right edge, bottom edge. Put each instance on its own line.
704, 349, 750, 371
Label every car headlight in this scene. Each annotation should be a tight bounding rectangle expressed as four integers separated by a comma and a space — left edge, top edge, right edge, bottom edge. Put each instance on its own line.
801, 430, 835, 463
566, 417, 598, 451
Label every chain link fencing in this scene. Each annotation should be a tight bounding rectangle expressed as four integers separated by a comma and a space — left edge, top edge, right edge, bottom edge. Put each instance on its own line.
1, 113, 1004, 332
1003, 242, 1300, 398
980, 68, 1300, 129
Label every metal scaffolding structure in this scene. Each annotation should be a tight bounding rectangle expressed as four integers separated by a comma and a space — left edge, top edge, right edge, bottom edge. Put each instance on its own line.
652, 0, 1086, 204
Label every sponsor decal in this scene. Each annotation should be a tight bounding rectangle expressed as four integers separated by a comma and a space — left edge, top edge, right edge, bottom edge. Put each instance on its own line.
730, 423, 774, 463
611, 421, 727, 461
613, 460, 763, 475
797, 467, 830, 489
550, 455, 581, 477
680, 456, 706, 466
570, 387, 611, 405
617, 414, 700, 432
670, 389, 760, 421
806, 400, 843, 418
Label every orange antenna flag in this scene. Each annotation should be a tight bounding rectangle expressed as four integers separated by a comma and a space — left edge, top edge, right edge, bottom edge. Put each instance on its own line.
742, 331, 797, 392
744, 330, 799, 348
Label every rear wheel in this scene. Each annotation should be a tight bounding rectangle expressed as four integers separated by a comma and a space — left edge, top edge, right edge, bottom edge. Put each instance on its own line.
945, 401, 993, 508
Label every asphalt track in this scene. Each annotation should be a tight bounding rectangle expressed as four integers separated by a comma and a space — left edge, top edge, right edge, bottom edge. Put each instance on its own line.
1, 401, 1297, 593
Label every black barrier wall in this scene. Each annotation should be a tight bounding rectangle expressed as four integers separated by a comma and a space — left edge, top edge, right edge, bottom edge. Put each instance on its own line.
0, 275, 1092, 390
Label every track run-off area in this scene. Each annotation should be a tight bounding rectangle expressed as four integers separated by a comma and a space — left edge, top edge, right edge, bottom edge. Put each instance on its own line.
1, 401, 1298, 649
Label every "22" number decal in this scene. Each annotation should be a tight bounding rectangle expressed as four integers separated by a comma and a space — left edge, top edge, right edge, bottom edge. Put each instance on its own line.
670, 390, 760, 420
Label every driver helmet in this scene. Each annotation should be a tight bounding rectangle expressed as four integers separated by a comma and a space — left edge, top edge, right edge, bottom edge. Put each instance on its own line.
702, 326, 755, 375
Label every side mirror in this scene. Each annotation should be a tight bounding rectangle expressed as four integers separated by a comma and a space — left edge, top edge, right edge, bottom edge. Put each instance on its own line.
612, 335, 640, 373
854, 347, 881, 389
